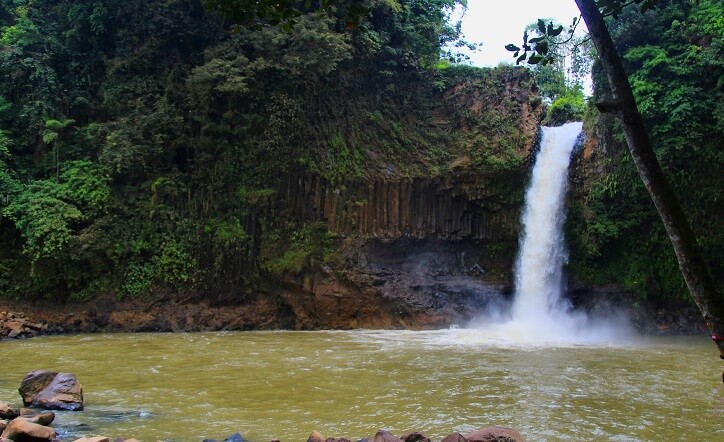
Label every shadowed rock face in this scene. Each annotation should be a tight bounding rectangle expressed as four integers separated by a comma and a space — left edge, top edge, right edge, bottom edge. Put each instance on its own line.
277, 238, 515, 330
19, 371, 84, 411
274, 174, 524, 242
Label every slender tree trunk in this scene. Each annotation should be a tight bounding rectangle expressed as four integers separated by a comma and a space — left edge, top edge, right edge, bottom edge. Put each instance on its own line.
574, 0, 724, 364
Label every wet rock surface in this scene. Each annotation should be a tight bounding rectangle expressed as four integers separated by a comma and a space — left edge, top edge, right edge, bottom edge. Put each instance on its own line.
464, 426, 526, 442
0, 418, 57, 441
0, 312, 49, 339
19, 371, 84, 411
0, 404, 18, 421
568, 286, 708, 335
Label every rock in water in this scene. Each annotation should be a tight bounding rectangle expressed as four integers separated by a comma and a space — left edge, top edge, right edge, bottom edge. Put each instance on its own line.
19, 411, 55, 426
441, 433, 467, 442
464, 427, 525, 442
0, 404, 18, 420
307, 431, 326, 442
372, 430, 400, 442
19, 370, 84, 411
402, 433, 430, 442
0, 419, 57, 441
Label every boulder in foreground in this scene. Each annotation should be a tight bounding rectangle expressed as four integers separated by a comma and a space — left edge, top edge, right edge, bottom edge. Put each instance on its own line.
0, 404, 18, 420
0, 418, 56, 441
18, 370, 84, 411
464, 426, 525, 442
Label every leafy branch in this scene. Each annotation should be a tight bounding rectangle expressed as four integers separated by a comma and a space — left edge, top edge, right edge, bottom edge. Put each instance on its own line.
505, 18, 570, 66
508, 0, 660, 66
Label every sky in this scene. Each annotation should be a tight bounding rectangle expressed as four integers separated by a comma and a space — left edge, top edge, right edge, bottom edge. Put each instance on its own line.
456, 0, 585, 67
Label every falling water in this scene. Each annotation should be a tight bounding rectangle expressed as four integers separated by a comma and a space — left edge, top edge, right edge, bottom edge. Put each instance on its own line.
512, 122, 583, 325
467, 122, 632, 343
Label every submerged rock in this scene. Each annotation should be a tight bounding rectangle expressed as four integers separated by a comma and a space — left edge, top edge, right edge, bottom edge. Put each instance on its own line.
19, 370, 84, 411
464, 426, 525, 442
71, 437, 111, 442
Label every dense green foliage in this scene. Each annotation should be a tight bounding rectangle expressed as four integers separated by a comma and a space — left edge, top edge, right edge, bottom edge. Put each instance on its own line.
0, 0, 531, 301
2, 0, 716, 306
568, 0, 723, 300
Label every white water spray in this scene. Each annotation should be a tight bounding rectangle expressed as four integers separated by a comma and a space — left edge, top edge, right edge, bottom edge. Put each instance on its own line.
511, 122, 582, 324
464, 122, 634, 346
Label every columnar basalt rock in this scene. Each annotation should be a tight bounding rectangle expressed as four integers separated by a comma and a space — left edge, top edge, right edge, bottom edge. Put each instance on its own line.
277, 174, 521, 242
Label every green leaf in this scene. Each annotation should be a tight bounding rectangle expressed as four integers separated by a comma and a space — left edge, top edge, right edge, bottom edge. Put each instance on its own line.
537, 19, 546, 34
536, 41, 549, 55
505, 44, 520, 52
528, 54, 544, 64
516, 53, 526, 64
548, 25, 564, 37
42, 131, 59, 144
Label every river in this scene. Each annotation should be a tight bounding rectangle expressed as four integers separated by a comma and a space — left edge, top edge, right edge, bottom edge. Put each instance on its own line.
1, 330, 722, 441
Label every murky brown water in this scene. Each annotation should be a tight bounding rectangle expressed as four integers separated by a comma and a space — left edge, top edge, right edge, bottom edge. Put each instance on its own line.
1, 330, 722, 441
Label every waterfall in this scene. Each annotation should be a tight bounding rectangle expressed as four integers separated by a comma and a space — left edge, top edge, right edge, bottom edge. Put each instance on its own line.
511, 122, 582, 325
463, 122, 633, 344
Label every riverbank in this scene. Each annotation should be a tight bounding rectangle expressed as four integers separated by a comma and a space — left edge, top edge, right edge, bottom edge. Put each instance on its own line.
0, 287, 708, 339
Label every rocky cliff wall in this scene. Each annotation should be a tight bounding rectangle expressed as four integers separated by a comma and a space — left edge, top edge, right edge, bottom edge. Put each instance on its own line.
260, 74, 545, 328
276, 174, 521, 241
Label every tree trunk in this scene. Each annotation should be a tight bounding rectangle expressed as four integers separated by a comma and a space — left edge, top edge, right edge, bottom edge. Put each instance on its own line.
574, 0, 724, 364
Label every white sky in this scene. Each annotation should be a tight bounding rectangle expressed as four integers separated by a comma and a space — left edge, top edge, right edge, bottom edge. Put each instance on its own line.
457, 0, 585, 67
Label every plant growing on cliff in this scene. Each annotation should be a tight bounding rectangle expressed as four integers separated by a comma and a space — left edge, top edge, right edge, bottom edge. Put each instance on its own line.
260, 221, 335, 278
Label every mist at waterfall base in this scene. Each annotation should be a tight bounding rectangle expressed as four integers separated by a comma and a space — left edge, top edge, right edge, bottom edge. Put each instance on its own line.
464, 122, 635, 347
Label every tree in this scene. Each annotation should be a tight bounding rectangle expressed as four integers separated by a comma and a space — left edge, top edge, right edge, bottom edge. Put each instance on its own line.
577, 0, 723, 365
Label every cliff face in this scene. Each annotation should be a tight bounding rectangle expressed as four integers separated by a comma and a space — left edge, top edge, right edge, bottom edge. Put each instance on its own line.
263, 75, 544, 328
277, 174, 521, 242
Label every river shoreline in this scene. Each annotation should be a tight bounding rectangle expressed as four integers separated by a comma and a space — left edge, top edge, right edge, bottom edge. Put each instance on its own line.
0, 289, 708, 340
